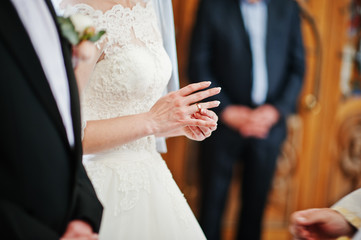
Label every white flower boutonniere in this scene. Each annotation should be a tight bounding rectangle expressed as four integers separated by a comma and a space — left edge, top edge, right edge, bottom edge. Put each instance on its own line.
57, 14, 106, 45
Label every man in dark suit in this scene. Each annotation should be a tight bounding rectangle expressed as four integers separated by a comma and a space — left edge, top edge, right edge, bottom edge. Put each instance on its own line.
0, 0, 103, 239
188, 0, 305, 239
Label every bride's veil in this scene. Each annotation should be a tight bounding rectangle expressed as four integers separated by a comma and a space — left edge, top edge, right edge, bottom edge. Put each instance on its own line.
152, 0, 179, 93
152, 0, 180, 153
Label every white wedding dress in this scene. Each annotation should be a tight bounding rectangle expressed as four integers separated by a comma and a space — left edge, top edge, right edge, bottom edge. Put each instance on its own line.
66, 1, 206, 239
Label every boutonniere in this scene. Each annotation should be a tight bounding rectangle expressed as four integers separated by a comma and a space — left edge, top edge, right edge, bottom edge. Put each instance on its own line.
57, 14, 106, 45
57, 14, 106, 68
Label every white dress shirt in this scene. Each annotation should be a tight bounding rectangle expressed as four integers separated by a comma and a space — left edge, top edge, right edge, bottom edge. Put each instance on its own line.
11, 0, 75, 146
241, 0, 268, 105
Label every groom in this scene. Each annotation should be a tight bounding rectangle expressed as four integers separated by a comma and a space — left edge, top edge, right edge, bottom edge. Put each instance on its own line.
0, 0, 102, 239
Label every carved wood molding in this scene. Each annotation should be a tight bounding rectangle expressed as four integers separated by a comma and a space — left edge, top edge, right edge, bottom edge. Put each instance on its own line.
268, 116, 302, 218
337, 116, 361, 181
295, 0, 323, 114
335, 99, 361, 188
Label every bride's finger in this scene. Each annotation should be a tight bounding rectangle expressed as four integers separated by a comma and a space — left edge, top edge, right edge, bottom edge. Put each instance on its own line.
188, 126, 205, 140
184, 87, 221, 105
197, 109, 218, 121
188, 101, 220, 116
178, 81, 211, 96
199, 125, 212, 137
191, 101, 220, 113
194, 113, 218, 132
183, 118, 217, 128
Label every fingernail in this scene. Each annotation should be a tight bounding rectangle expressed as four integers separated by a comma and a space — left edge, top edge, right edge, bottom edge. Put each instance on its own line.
204, 81, 211, 85
297, 217, 307, 223
216, 101, 221, 106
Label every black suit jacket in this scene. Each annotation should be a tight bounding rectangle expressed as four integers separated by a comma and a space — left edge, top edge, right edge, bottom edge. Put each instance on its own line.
0, 1, 102, 239
189, 0, 305, 118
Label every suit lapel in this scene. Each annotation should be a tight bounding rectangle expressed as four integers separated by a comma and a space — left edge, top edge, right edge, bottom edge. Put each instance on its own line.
266, 0, 285, 80
233, 0, 251, 51
45, 2, 86, 223
60, 39, 82, 157
0, 0, 70, 150
44, 0, 82, 155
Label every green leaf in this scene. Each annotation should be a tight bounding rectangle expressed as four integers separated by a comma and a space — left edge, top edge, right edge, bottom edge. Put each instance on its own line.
57, 16, 80, 45
88, 30, 106, 42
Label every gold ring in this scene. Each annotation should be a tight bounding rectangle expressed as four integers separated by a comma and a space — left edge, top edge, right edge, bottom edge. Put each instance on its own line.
196, 103, 202, 112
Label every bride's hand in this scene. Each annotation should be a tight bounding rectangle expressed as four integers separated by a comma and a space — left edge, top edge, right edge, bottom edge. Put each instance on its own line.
154, 109, 218, 140
149, 81, 221, 137
183, 108, 218, 141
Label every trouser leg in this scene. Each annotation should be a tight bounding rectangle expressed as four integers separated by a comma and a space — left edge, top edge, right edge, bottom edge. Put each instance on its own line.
199, 127, 242, 240
236, 122, 286, 240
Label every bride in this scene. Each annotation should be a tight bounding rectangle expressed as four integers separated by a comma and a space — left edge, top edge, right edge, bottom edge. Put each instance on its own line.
57, 0, 220, 239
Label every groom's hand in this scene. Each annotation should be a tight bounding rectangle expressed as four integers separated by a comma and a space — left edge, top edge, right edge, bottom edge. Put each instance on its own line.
72, 41, 98, 94
61, 220, 98, 240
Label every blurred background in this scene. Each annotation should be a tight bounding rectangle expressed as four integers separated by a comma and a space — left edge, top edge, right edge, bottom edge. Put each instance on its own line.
162, 0, 361, 239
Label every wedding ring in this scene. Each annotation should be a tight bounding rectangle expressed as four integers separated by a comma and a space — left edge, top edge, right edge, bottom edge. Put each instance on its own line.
196, 103, 202, 113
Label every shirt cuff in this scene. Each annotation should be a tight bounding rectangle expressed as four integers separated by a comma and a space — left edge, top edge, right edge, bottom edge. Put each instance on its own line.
332, 206, 361, 229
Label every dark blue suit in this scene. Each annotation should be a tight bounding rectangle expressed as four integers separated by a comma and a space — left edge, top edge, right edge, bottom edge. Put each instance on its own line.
188, 0, 305, 239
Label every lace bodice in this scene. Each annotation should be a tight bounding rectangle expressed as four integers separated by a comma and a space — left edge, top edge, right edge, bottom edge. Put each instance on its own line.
68, 1, 172, 152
